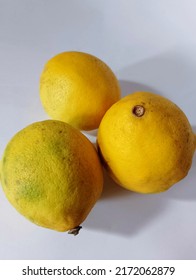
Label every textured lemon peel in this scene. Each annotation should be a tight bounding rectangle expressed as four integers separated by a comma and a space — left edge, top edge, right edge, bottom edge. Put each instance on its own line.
1, 120, 103, 231
39, 51, 121, 130
97, 92, 196, 194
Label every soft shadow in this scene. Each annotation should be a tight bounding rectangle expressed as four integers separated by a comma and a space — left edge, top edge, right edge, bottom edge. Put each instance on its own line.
85, 170, 169, 236
85, 191, 168, 236
117, 48, 196, 101
119, 80, 162, 98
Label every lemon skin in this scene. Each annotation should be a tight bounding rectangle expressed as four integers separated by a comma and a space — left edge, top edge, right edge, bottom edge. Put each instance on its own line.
40, 51, 121, 131
97, 91, 196, 194
0, 120, 103, 231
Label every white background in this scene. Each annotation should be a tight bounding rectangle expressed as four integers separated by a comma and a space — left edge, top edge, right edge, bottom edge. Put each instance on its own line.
0, 0, 196, 260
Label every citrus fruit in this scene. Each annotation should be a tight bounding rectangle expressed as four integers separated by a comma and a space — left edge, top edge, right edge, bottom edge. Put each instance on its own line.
39, 51, 121, 131
97, 91, 196, 194
0, 120, 103, 232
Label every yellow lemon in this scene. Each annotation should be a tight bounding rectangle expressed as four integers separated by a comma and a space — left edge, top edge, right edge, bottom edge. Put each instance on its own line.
39, 51, 121, 131
0, 120, 103, 232
97, 92, 196, 194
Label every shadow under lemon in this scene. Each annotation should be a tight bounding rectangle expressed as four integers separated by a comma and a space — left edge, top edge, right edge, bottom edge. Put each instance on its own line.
84, 167, 169, 236
119, 80, 163, 98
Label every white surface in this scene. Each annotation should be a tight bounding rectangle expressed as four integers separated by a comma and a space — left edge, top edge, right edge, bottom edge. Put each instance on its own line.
0, 0, 196, 260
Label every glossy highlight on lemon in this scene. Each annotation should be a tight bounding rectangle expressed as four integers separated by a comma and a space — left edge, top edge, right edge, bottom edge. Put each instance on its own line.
0, 120, 103, 232
40, 51, 121, 131
97, 91, 196, 194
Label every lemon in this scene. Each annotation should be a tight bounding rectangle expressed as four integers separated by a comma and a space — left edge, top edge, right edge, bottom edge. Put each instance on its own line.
0, 120, 103, 232
39, 51, 121, 131
97, 91, 196, 194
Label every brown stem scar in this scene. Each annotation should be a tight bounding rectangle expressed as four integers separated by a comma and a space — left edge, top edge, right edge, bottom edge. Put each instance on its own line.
68, 225, 82, 236
132, 105, 145, 117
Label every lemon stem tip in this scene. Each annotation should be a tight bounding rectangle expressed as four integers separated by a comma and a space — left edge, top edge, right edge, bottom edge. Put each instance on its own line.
132, 105, 145, 117
68, 225, 82, 236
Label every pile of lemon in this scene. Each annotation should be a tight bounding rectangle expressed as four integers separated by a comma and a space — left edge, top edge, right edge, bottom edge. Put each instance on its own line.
0, 51, 195, 234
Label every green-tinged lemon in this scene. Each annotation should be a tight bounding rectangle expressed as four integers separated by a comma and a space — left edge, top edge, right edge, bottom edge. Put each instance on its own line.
0, 120, 103, 232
